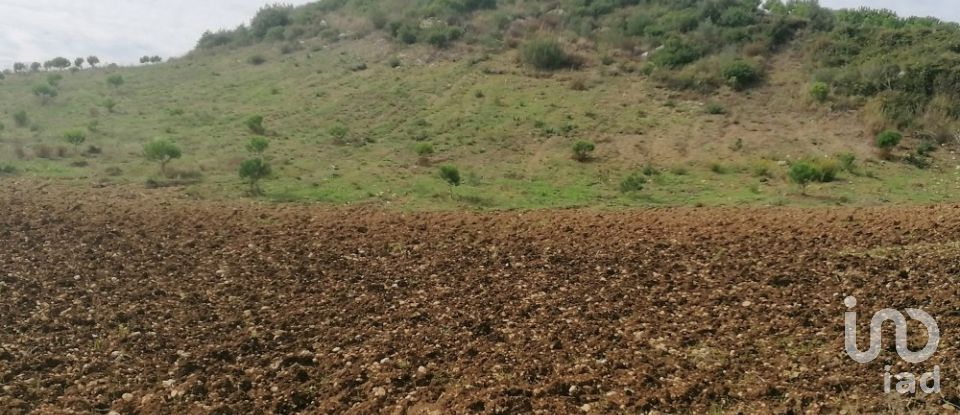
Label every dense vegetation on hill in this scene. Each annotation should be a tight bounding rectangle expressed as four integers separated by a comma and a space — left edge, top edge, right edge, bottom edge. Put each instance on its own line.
1, 0, 959, 208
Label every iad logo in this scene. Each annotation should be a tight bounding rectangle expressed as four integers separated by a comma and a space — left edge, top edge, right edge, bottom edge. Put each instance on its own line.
843, 296, 941, 394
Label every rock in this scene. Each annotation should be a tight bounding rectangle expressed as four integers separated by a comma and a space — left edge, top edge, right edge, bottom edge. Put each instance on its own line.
373, 386, 387, 397
122, 393, 134, 401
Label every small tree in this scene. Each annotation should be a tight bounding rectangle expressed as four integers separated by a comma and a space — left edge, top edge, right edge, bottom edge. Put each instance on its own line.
245, 115, 266, 135
150, 56, 163, 64
47, 74, 63, 87
30, 62, 41, 72
439, 165, 461, 196
239, 158, 272, 195
139, 56, 150, 64
106, 74, 125, 89
13, 110, 28, 127
64, 130, 86, 154
33, 84, 58, 105
51, 57, 71, 70
789, 161, 819, 195
74, 57, 84, 69
143, 139, 182, 176
875, 130, 902, 159
86, 56, 100, 68
810, 82, 829, 103
247, 136, 269, 157
572, 140, 595, 162
102, 98, 117, 113
415, 142, 435, 156
13, 62, 26, 73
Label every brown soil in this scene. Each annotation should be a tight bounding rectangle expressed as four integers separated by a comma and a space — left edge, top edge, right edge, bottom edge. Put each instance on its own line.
2, 179, 960, 414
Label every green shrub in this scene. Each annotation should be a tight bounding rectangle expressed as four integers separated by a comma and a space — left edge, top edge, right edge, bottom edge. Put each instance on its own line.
651, 38, 701, 68
32, 84, 58, 105
620, 172, 647, 193
721, 60, 762, 90
106, 74, 124, 89
572, 140, 595, 162
0, 164, 16, 175
415, 142, 435, 156
789, 158, 841, 193
47, 74, 63, 87
245, 115, 266, 135
102, 99, 118, 113
247, 55, 267, 65
836, 152, 856, 172
13, 110, 28, 128
705, 103, 727, 115
875, 130, 902, 158
521, 39, 576, 71
810, 81, 830, 103
439, 165, 461, 188
143, 138, 182, 175
239, 158, 272, 195
63, 130, 86, 153
247, 136, 269, 155
329, 125, 349, 144
251, 4, 292, 39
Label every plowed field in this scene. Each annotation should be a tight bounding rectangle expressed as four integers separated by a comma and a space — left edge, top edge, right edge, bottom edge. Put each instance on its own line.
2, 180, 960, 414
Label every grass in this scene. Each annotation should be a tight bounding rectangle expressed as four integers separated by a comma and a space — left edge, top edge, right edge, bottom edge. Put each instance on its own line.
1, 36, 959, 209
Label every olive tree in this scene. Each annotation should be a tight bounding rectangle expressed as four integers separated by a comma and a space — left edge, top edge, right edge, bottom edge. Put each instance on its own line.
64, 130, 86, 154
239, 158, 272, 195
143, 139, 182, 175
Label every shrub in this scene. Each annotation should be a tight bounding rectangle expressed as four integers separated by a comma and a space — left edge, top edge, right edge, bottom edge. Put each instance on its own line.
247, 55, 267, 65
415, 142, 435, 156
47, 74, 63, 87
572, 140, 595, 162
810, 81, 830, 103
143, 138, 182, 175
705, 103, 726, 114
388, 57, 401, 68
13, 110, 28, 128
875, 130, 902, 158
247, 136, 269, 156
788, 161, 819, 193
329, 125, 349, 144
245, 115, 266, 135
439, 165, 462, 188
106, 74, 124, 89
102, 99, 117, 113
721, 60, 762, 90
63, 130, 86, 153
0, 164, 16, 175
522, 39, 575, 71
32, 84, 58, 105
251, 4, 292, 39
651, 38, 701, 68
239, 158, 272, 195
620, 172, 647, 193
836, 152, 856, 172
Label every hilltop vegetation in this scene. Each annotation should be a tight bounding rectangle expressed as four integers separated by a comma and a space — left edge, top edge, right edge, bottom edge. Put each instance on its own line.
1, 0, 959, 208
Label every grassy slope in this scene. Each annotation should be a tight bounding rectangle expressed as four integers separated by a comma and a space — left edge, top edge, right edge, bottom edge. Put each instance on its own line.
0, 35, 958, 209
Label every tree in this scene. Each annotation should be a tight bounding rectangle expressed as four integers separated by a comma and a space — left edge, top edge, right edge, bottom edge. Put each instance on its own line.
150, 56, 162, 64
246, 136, 270, 157
139, 56, 150, 64
50, 57, 71, 70
74, 57, 84, 69
32, 84, 58, 105
789, 161, 819, 195
572, 140, 596, 162
239, 158, 272, 195
102, 98, 118, 113
251, 4, 292, 39
13, 110, 28, 127
86, 56, 100, 68
13, 62, 26, 73
106, 74, 125, 89
64, 130, 86, 154
143, 139, 182, 175
244, 115, 265, 135
439, 165, 461, 196
43, 61, 52, 71
876, 130, 902, 159
47, 74, 63, 87
30, 62, 41, 72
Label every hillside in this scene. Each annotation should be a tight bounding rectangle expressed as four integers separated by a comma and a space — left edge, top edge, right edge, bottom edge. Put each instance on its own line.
1, 0, 959, 209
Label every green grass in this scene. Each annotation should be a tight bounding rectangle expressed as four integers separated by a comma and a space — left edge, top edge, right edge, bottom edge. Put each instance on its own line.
1, 35, 960, 209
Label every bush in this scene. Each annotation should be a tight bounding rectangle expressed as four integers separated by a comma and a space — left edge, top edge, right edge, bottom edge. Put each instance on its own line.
0, 164, 16, 175
810, 81, 830, 103
63, 130, 86, 153
651, 38, 701, 68
102, 99, 118, 113
572, 140, 595, 162
836, 152, 856, 172
721, 60, 762, 90
13, 110, 28, 128
415, 142, 435, 156
789, 158, 841, 193
620, 172, 647, 193
247, 55, 267, 65
251, 4, 292, 39
329, 125, 349, 144
239, 158, 272, 195
247, 136, 269, 155
439, 165, 461, 188
32, 84, 58, 105
875, 130, 902, 158
245, 115, 266, 135
705, 103, 727, 115
143, 138, 182, 175
106, 74, 124, 89
522, 39, 576, 71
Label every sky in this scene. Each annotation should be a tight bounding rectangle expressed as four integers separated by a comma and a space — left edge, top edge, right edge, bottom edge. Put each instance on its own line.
0, 1, 956, 70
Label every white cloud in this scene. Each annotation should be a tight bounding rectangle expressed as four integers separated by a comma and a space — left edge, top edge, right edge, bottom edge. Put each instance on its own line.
0, 0, 312, 69
0, 1, 957, 70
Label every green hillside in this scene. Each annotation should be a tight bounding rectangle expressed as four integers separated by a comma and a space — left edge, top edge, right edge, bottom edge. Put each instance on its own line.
1, 0, 959, 209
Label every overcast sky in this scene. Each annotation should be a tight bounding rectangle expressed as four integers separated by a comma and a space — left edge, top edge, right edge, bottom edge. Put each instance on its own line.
0, 1, 956, 70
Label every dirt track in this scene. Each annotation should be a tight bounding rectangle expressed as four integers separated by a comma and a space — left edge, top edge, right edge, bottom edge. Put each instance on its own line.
2, 179, 960, 414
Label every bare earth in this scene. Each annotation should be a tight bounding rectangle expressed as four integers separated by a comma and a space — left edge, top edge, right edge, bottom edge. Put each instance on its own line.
2, 179, 960, 414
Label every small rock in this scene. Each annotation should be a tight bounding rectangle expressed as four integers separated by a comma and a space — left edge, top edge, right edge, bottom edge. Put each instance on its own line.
122, 393, 134, 402
373, 387, 387, 397
581, 403, 592, 412
417, 366, 428, 376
